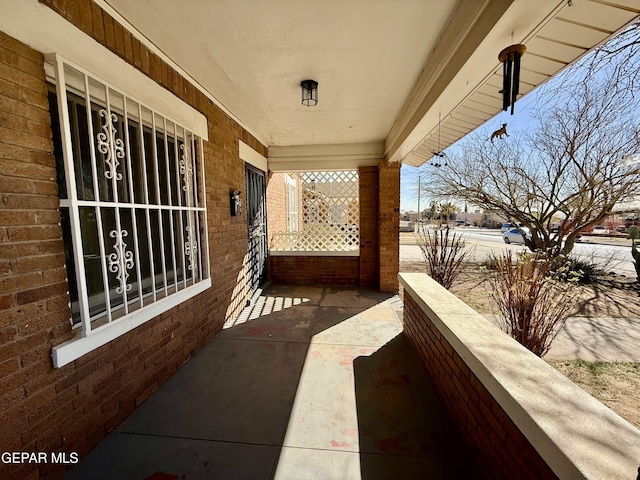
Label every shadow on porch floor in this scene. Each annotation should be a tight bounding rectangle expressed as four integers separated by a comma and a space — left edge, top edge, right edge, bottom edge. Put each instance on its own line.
63, 284, 471, 480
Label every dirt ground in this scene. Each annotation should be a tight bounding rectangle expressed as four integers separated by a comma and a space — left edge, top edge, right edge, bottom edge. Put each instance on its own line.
400, 260, 640, 429
547, 360, 640, 429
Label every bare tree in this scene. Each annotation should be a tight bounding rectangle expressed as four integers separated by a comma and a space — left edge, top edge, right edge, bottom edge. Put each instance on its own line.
584, 20, 640, 95
597, 19, 640, 58
430, 68, 640, 259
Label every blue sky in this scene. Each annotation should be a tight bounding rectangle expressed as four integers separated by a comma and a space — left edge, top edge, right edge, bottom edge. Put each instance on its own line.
400, 90, 543, 212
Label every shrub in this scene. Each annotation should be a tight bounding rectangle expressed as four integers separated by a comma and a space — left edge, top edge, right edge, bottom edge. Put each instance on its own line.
487, 251, 578, 357
480, 256, 500, 271
415, 226, 474, 289
554, 255, 606, 284
481, 250, 528, 271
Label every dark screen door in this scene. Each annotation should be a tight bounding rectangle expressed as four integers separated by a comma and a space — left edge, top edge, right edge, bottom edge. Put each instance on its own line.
245, 166, 267, 298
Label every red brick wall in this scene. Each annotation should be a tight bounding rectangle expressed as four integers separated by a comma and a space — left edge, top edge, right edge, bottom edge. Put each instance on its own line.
378, 160, 400, 293
266, 172, 286, 249
0, 30, 72, 480
270, 256, 359, 286
358, 166, 378, 288
1, 2, 267, 478
402, 293, 558, 480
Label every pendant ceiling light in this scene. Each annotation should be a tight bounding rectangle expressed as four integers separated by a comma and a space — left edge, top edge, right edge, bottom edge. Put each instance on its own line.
301, 79, 318, 106
498, 44, 526, 115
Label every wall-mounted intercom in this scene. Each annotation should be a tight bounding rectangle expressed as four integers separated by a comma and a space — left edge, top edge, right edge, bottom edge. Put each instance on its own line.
230, 190, 242, 216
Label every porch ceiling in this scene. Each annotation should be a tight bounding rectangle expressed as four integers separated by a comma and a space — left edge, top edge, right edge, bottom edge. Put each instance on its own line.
101, 0, 640, 166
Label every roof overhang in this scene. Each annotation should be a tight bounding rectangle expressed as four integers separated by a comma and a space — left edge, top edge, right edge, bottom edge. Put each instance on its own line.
391, 0, 640, 166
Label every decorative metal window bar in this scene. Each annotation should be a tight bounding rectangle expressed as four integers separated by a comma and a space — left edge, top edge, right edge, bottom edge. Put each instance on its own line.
51, 55, 209, 336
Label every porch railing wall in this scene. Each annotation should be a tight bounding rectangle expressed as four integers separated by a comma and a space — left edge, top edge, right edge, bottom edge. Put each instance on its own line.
399, 272, 640, 480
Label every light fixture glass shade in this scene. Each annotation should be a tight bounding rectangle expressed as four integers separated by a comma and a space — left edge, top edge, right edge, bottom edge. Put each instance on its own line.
301, 79, 318, 106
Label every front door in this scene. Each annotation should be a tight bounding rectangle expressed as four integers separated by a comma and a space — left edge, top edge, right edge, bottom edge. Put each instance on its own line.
245, 166, 267, 298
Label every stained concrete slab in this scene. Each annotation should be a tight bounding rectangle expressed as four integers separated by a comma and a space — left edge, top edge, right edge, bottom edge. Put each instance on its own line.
274, 447, 361, 480
257, 284, 326, 305
64, 283, 471, 480
63, 432, 278, 480
274, 447, 456, 480
117, 338, 307, 445
353, 335, 464, 460
311, 306, 402, 346
320, 286, 394, 308
282, 343, 377, 453
218, 304, 318, 343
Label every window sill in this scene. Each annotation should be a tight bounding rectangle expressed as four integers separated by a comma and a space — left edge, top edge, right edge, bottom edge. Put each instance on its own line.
52, 278, 211, 368
269, 250, 359, 257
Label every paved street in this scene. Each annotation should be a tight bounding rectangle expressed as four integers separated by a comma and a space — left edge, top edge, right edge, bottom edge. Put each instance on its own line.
401, 228, 636, 278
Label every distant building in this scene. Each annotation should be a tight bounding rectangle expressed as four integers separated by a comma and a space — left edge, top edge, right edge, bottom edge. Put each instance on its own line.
401, 211, 420, 222
455, 211, 506, 228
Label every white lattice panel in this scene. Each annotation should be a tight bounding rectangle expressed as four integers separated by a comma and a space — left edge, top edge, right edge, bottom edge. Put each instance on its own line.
271, 170, 359, 252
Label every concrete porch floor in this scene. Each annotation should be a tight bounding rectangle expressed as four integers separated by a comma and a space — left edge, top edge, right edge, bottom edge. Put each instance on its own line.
63, 284, 471, 480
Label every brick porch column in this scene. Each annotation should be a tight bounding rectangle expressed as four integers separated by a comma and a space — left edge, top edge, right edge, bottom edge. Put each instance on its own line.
378, 160, 400, 293
358, 166, 379, 288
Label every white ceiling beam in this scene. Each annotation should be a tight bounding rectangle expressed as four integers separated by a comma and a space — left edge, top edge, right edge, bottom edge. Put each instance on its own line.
268, 143, 384, 172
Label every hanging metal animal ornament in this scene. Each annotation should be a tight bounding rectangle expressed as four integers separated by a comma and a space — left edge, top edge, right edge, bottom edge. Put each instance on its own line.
498, 43, 526, 115
429, 111, 447, 167
490, 123, 509, 143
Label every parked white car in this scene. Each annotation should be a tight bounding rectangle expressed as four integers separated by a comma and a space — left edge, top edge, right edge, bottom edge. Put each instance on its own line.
503, 227, 531, 245
500, 222, 524, 233
591, 225, 609, 235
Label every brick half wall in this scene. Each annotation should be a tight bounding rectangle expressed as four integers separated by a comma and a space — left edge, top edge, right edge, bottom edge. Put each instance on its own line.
269, 255, 359, 286
402, 293, 555, 479
399, 273, 640, 480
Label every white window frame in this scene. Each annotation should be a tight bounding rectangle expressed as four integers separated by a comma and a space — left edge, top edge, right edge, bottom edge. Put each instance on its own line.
285, 173, 299, 233
49, 55, 211, 368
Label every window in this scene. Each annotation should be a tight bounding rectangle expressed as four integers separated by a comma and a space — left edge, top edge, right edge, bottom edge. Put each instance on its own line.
285, 174, 298, 232
49, 56, 210, 367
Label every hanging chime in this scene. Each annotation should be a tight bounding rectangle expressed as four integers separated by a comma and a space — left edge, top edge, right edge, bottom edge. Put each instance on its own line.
498, 44, 526, 115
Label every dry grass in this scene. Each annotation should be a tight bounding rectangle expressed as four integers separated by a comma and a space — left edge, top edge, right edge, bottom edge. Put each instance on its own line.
547, 360, 640, 429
